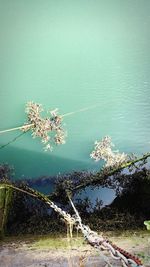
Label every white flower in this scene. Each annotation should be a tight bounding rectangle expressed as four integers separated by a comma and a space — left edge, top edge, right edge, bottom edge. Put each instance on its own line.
25, 102, 66, 151
91, 136, 128, 168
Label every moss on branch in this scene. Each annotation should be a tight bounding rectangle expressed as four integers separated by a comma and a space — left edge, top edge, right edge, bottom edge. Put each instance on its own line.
73, 152, 150, 192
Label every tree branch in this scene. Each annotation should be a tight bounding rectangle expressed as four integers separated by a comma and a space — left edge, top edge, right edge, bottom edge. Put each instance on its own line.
72, 152, 150, 192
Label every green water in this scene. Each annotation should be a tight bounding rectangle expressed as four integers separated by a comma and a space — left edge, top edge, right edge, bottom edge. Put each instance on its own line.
0, 0, 150, 179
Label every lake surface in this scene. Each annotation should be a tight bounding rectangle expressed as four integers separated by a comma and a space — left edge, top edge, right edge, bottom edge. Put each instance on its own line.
0, 1, 150, 183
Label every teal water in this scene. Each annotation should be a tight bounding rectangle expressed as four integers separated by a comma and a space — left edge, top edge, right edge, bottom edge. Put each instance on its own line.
0, 0, 150, 180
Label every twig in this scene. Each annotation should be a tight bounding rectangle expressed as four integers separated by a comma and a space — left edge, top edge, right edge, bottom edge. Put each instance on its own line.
0, 131, 27, 150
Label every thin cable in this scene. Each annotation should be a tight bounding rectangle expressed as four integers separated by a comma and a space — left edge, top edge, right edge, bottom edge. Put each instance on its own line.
0, 131, 28, 150
62, 104, 100, 117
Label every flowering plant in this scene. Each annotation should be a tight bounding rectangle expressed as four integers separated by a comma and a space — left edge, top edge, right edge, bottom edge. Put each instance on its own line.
90, 136, 128, 168
25, 102, 66, 151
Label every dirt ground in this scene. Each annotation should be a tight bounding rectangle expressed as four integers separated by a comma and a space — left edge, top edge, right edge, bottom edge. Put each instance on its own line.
0, 233, 150, 267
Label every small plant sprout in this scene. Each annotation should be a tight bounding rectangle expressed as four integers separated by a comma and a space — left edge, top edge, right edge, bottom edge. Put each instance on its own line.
90, 136, 128, 168
25, 101, 66, 151
144, 220, 150, 230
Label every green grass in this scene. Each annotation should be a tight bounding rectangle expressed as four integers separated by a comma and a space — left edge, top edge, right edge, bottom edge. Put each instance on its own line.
0, 232, 85, 250
30, 236, 85, 250
0, 229, 149, 250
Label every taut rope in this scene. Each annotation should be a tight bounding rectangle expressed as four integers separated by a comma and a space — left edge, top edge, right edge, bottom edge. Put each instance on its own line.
68, 196, 143, 267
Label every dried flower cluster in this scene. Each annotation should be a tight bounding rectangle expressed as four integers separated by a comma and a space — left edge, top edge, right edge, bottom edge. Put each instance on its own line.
90, 136, 128, 168
25, 101, 66, 151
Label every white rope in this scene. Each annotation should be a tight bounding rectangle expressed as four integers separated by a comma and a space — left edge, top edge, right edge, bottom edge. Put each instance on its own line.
68, 197, 144, 267
0, 104, 100, 134
62, 104, 100, 117
0, 124, 34, 134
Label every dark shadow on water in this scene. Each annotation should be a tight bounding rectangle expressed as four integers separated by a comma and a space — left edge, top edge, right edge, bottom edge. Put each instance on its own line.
0, 145, 115, 204
0, 145, 97, 179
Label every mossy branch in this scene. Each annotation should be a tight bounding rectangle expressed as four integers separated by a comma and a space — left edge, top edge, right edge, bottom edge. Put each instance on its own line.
72, 152, 150, 192
0, 183, 76, 227
1, 152, 150, 204
0, 183, 52, 205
